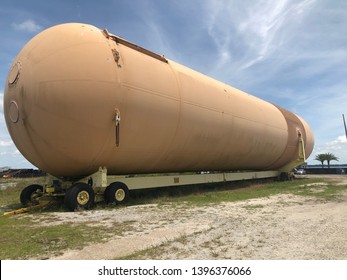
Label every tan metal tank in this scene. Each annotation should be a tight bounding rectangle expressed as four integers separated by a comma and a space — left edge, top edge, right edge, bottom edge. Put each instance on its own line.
4, 23, 314, 177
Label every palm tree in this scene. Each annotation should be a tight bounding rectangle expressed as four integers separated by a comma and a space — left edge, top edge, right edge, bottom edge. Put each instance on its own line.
315, 154, 326, 168
325, 152, 339, 168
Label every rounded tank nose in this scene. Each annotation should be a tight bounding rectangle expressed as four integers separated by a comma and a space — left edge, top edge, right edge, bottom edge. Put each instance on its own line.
4, 23, 120, 176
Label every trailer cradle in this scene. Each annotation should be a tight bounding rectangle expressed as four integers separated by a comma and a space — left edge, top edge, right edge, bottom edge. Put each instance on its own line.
6, 169, 281, 213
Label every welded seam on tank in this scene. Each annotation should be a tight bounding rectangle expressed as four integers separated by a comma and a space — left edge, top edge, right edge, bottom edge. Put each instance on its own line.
121, 82, 180, 102
153, 60, 183, 165
121, 82, 287, 130
122, 80, 288, 135
264, 104, 305, 170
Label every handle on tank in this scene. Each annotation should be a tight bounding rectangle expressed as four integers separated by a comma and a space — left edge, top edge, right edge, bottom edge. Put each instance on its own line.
114, 109, 121, 147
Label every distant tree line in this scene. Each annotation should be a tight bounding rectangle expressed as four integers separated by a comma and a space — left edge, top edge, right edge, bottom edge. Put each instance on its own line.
314, 152, 339, 168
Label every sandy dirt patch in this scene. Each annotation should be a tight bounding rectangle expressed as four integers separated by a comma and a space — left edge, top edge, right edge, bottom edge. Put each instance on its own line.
32, 175, 347, 260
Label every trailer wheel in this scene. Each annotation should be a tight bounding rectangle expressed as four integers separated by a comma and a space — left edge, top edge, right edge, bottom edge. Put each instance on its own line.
20, 184, 44, 206
64, 183, 95, 211
104, 182, 129, 205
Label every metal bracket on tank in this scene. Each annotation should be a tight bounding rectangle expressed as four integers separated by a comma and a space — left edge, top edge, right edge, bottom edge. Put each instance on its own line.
297, 131, 306, 162
114, 109, 121, 147
279, 131, 306, 173
102, 29, 168, 63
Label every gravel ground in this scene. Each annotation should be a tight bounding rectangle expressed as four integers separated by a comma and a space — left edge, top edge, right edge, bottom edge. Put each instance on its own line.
34, 175, 347, 260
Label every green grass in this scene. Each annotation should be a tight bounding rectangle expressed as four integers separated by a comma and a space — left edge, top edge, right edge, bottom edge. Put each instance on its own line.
0, 176, 347, 259
0, 216, 93, 259
129, 178, 347, 206
0, 214, 135, 259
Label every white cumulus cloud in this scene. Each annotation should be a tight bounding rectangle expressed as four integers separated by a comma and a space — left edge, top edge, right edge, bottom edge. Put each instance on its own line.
310, 135, 347, 164
0, 140, 12, 147
0, 92, 3, 115
12, 19, 42, 33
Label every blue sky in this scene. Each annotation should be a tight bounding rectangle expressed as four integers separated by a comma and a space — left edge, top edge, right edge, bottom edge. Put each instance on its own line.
1, 0, 347, 168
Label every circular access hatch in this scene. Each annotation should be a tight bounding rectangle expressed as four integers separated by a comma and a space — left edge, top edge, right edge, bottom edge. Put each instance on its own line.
8, 62, 21, 86
9, 100, 20, 123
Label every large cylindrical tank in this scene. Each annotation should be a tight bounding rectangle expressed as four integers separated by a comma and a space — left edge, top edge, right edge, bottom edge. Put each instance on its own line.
4, 23, 314, 177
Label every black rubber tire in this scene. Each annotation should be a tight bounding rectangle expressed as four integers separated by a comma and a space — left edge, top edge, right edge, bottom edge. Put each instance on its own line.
64, 183, 95, 211
104, 182, 129, 205
20, 184, 43, 206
